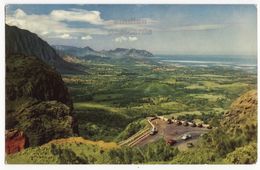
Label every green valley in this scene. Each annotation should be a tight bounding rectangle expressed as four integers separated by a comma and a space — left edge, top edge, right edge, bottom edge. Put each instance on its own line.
4, 9, 257, 164
62, 59, 256, 142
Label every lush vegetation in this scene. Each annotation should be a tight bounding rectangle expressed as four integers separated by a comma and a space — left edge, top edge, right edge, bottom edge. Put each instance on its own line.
7, 123, 257, 164
172, 90, 257, 164
171, 127, 257, 164
6, 51, 257, 164
6, 138, 179, 164
6, 24, 257, 164
6, 54, 76, 146
62, 57, 256, 141
224, 142, 257, 164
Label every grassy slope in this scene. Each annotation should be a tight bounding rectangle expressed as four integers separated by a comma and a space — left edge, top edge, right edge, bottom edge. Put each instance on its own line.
6, 138, 179, 164
6, 137, 118, 164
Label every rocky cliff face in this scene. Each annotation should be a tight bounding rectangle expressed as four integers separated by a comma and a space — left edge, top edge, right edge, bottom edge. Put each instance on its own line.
5, 24, 83, 74
6, 54, 72, 107
5, 129, 26, 154
6, 54, 78, 147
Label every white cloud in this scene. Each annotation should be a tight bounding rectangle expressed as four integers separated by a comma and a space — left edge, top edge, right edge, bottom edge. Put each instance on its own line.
115, 36, 128, 43
114, 36, 138, 43
50, 9, 104, 25
5, 8, 108, 40
14, 8, 26, 17
128, 36, 138, 41
41, 31, 49, 35
5, 8, 155, 43
81, 35, 93, 40
59, 34, 77, 39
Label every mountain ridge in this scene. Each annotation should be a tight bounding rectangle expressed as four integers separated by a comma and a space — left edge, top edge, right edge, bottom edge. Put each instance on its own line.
6, 24, 84, 74
52, 45, 154, 59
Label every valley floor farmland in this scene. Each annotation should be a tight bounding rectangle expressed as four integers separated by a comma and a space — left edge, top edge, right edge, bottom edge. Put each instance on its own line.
62, 56, 257, 143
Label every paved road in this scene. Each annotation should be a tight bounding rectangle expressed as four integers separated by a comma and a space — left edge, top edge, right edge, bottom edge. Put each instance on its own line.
136, 118, 210, 148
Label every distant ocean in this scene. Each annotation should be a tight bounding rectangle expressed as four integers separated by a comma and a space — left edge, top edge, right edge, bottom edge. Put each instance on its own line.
155, 55, 257, 69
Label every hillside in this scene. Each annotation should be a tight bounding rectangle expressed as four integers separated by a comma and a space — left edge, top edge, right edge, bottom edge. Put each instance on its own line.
6, 54, 78, 148
172, 90, 257, 164
6, 137, 179, 164
5, 24, 84, 74
222, 90, 257, 133
6, 137, 119, 164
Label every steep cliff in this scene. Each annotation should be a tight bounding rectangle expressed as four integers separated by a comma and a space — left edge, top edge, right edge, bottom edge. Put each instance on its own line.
6, 54, 78, 147
6, 24, 84, 74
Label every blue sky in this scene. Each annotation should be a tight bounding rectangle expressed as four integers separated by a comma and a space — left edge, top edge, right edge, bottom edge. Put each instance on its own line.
6, 4, 257, 55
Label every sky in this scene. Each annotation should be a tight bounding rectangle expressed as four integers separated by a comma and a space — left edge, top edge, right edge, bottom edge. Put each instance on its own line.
5, 4, 257, 55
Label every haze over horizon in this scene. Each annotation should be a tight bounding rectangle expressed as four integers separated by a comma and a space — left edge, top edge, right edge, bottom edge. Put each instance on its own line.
6, 4, 257, 56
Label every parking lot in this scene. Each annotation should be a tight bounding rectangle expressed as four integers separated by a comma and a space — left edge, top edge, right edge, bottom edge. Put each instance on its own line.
136, 118, 210, 149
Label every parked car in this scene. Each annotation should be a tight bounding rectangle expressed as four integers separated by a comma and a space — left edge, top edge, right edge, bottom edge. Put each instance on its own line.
207, 125, 212, 129
183, 121, 188, 126
197, 123, 203, 128
181, 134, 192, 140
167, 139, 177, 146
187, 142, 194, 148
190, 122, 196, 127
176, 121, 182, 126
167, 119, 172, 124
150, 127, 158, 135
150, 131, 156, 135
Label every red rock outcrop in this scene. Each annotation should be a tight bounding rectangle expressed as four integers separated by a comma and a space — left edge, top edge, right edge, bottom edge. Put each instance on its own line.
5, 129, 26, 154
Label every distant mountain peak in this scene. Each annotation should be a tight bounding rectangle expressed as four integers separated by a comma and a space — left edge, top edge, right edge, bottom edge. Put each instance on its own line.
53, 45, 154, 59
83, 46, 94, 51
113, 48, 128, 51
